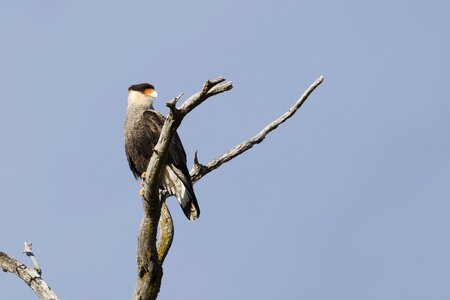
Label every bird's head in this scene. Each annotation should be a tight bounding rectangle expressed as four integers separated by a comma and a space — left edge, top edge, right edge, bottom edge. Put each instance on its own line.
127, 83, 158, 109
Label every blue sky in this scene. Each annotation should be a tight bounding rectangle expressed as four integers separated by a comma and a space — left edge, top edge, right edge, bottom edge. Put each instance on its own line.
1, 1, 450, 299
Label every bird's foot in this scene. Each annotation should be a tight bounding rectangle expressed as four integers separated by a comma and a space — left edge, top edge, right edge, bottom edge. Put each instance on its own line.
140, 172, 147, 179
139, 188, 145, 196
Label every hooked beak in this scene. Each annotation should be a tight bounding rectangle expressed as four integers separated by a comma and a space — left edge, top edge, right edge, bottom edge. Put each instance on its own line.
144, 88, 158, 98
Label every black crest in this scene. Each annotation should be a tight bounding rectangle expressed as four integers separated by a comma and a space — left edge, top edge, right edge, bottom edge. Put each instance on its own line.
128, 83, 155, 93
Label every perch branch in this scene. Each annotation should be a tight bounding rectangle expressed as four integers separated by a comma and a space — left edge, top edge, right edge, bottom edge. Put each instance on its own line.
0, 244, 58, 300
23, 242, 41, 275
190, 75, 324, 183
133, 77, 233, 300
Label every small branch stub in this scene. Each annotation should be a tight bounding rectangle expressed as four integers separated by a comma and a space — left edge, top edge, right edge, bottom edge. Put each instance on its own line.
166, 92, 184, 110
23, 241, 41, 275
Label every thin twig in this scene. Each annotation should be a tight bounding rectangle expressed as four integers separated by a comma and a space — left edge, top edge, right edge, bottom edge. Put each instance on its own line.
190, 75, 324, 183
180, 80, 233, 115
1, 245, 58, 300
23, 242, 41, 275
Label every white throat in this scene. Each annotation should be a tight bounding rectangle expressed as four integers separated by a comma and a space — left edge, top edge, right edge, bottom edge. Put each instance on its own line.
127, 90, 155, 110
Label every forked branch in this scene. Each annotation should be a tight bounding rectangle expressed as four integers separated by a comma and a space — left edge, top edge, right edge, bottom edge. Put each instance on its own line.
0, 243, 58, 300
190, 75, 324, 183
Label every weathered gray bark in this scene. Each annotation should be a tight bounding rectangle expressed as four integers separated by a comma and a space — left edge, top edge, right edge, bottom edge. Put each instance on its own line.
0, 243, 58, 300
133, 76, 324, 300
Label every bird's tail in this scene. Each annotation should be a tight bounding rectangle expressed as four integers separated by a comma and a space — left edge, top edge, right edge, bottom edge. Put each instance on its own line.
161, 166, 200, 220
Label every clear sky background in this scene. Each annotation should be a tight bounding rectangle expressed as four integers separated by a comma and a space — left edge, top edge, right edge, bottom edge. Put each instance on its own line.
1, 1, 449, 299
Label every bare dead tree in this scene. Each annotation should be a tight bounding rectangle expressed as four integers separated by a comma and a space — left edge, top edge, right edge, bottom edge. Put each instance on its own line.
0, 76, 324, 300
133, 75, 324, 300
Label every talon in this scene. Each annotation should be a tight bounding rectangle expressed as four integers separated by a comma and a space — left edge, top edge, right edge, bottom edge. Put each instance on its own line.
140, 172, 147, 179
139, 188, 145, 196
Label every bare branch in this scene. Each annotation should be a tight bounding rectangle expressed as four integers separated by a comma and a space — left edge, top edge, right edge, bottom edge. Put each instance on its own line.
190, 75, 324, 183
206, 81, 233, 98
23, 242, 41, 275
180, 79, 233, 115
1, 245, 58, 300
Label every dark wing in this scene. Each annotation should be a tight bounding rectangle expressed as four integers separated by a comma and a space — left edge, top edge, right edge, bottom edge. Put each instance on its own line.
142, 110, 188, 169
126, 152, 140, 179
142, 110, 200, 220
142, 110, 162, 148
125, 111, 161, 179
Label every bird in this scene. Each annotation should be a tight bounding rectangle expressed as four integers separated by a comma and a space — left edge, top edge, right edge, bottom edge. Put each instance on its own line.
124, 83, 200, 220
